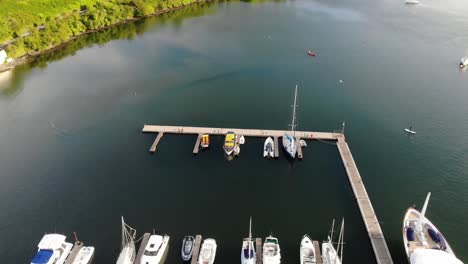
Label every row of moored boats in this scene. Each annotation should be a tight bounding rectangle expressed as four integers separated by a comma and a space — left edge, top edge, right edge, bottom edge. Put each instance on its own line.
30, 193, 463, 264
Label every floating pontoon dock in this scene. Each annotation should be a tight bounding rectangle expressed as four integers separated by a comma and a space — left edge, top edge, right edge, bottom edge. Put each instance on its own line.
64, 242, 83, 264
142, 124, 393, 264
134, 233, 151, 264
312, 240, 323, 264
190, 235, 203, 264
255, 238, 262, 264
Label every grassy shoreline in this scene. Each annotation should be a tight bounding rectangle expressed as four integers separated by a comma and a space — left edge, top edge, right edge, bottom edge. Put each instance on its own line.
0, 0, 212, 71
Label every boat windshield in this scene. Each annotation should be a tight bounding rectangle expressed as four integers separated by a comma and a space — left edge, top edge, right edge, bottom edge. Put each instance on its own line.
144, 249, 158, 256
31, 249, 54, 264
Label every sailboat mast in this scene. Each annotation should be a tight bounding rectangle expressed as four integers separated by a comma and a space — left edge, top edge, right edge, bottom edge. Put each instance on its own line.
330, 218, 335, 243
291, 85, 298, 136
121, 216, 125, 249
339, 219, 344, 263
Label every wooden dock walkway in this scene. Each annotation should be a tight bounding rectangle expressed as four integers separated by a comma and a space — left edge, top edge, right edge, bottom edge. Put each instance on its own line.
312, 240, 323, 264
336, 136, 393, 264
134, 233, 151, 264
191, 235, 203, 264
142, 124, 393, 264
64, 242, 83, 264
255, 238, 263, 264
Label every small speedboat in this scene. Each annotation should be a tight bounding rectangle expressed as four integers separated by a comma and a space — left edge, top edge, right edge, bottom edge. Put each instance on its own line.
403, 193, 462, 264
307, 50, 316, 57
140, 234, 170, 264
460, 57, 468, 68
263, 236, 281, 264
234, 145, 241, 156
71, 244, 95, 264
201, 134, 210, 149
31, 234, 73, 264
300, 139, 307, 147
404, 126, 416, 135
198, 238, 217, 264
405, 0, 420, 4
181, 236, 195, 262
264, 137, 274, 158
239, 135, 245, 145
300, 235, 316, 264
223, 132, 236, 155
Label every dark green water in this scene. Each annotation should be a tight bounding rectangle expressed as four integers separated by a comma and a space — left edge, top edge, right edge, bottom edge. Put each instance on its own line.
1, 0, 468, 263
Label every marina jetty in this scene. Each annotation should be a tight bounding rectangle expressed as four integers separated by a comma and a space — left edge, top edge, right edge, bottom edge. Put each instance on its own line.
142, 124, 394, 264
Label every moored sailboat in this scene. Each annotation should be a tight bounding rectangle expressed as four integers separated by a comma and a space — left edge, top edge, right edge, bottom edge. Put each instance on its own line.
241, 218, 256, 264
322, 219, 344, 264
116, 217, 136, 264
403, 192, 463, 264
283, 85, 298, 159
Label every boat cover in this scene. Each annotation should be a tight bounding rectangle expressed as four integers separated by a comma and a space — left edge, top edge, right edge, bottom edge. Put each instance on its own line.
31, 249, 53, 264
410, 249, 463, 264
406, 227, 414, 241
427, 228, 440, 243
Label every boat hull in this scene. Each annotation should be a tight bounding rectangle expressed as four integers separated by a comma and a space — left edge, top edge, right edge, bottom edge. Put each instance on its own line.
402, 208, 459, 263
181, 236, 195, 261
300, 235, 316, 264
282, 134, 297, 159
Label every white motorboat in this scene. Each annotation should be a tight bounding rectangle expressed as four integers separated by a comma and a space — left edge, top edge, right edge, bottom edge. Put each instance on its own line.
300, 139, 307, 147
241, 218, 256, 264
71, 245, 95, 264
283, 85, 299, 159
140, 234, 170, 264
234, 145, 241, 156
322, 219, 344, 264
403, 192, 463, 264
116, 217, 136, 264
264, 137, 274, 158
223, 132, 236, 155
198, 238, 217, 264
262, 236, 281, 264
300, 235, 316, 264
405, 0, 420, 4
460, 57, 468, 68
404, 126, 416, 135
31, 234, 73, 264
239, 135, 246, 145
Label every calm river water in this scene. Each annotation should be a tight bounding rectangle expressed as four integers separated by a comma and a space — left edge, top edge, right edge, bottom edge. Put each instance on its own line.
1, 0, 468, 263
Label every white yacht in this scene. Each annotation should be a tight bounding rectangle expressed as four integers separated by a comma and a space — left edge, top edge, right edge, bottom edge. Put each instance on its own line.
140, 234, 170, 264
262, 236, 281, 264
264, 137, 274, 158
198, 238, 217, 264
300, 235, 316, 264
403, 192, 463, 264
31, 234, 73, 264
283, 85, 298, 159
322, 219, 344, 264
71, 245, 95, 264
241, 218, 256, 264
116, 217, 136, 264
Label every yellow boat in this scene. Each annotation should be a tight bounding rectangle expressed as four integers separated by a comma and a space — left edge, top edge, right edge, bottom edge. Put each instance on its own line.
223, 132, 236, 155
201, 134, 210, 148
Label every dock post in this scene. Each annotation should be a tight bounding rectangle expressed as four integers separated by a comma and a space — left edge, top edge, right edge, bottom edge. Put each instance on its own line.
255, 238, 263, 264
296, 137, 303, 160
193, 134, 202, 155
312, 240, 323, 264
64, 242, 83, 264
134, 233, 151, 264
274, 137, 279, 158
191, 235, 203, 264
149, 132, 164, 153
